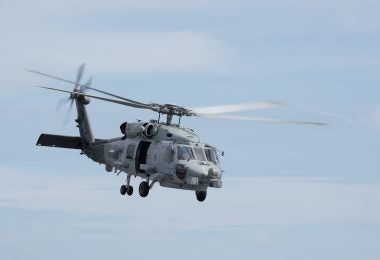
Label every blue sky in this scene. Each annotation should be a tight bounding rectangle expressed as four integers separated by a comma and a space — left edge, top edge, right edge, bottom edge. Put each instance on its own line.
1, 0, 380, 259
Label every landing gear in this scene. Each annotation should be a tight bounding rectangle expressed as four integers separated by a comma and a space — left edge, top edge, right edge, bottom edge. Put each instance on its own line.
196, 191, 207, 202
120, 175, 133, 196
120, 185, 134, 196
120, 175, 151, 198
126, 186, 133, 196
120, 185, 127, 195
139, 181, 150, 197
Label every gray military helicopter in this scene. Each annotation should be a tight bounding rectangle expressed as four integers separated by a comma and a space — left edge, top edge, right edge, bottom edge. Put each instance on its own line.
29, 64, 327, 202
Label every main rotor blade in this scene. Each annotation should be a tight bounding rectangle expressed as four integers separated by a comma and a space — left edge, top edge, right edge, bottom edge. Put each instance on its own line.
27, 69, 151, 107
196, 113, 328, 126
308, 110, 352, 123
190, 101, 286, 115
27, 69, 78, 85
36, 86, 158, 111
84, 86, 150, 107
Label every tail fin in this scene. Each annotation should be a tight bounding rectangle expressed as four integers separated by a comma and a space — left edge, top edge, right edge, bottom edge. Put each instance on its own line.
74, 94, 95, 148
37, 134, 83, 149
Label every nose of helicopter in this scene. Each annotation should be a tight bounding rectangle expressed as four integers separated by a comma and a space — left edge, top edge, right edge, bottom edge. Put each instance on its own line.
208, 167, 222, 179
176, 162, 222, 188
184, 163, 222, 179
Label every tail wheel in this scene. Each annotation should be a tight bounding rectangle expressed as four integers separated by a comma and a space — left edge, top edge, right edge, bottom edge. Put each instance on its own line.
139, 181, 150, 197
196, 191, 207, 202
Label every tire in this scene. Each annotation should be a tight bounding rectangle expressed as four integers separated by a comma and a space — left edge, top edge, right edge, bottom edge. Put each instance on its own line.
196, 191, 207, 202
120, 185, 127, 196
139, 181, 150, 197
126, 186, 134, 196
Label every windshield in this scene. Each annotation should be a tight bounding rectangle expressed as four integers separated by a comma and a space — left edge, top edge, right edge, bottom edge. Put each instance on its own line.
177, 145, 219, 164
205, 148, 219, 164
194, 147, 207, 161
177, 145, 195, 161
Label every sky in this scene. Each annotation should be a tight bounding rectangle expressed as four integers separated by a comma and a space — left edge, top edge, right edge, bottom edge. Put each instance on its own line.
1, 0, 380, 259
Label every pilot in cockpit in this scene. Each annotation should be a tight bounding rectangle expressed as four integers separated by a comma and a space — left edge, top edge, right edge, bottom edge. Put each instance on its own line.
177, 146, 193, 161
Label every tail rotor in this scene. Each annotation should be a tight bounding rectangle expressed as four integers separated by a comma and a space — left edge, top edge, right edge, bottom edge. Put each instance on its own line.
49, 63, 92, 125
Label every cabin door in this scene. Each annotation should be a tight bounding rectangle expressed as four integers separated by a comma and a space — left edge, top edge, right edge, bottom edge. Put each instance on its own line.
135, 141, 151, 173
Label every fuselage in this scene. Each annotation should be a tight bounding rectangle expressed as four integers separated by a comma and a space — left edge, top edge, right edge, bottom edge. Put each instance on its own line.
87, 122, 223, 192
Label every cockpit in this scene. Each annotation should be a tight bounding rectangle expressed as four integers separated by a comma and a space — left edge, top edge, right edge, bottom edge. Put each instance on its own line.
176, 144, 220, 164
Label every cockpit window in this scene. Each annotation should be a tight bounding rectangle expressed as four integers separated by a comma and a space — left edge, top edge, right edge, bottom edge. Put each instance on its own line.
194, 147, 207, 161
205, 148, 219, 164
177, 145, 195, 161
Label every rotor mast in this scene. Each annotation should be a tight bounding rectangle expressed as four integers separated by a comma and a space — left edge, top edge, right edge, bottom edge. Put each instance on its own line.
166, 114, 173, 125
159, 104, 189, 126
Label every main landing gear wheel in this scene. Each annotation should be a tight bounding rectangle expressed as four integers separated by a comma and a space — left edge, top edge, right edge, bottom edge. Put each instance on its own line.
120, 185, 127, 196
196, 191, 207, 202
120, 185, 134, 196
139, 181, 150, 197
126, 186, 133, 196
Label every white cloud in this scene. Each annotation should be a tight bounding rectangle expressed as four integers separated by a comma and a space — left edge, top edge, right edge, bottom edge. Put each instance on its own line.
25, 31, 238, 74
2, 0, 231, 12
0, 29, 238, 91
373, 107, 380, 128
333, 0, 380, 32
0, 0, 240, 92
1, 166, 380, 227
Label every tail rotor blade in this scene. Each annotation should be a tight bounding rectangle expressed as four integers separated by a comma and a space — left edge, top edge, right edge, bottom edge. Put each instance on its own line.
76, 63, 86, 87
85, 76, 93, 87
82, 76, 93, 92
62, 99, 75, 126
56, 97, 71, 112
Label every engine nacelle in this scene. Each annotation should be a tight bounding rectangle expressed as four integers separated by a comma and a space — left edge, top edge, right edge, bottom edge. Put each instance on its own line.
143, 123, 158, 138
120, 122, 158, 138
126, 123, 145, 137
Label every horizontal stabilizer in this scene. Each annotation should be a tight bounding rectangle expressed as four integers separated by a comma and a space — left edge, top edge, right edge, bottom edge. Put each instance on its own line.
36, 134, 83, 149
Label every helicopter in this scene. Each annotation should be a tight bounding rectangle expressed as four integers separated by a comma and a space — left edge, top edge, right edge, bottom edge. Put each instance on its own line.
29, 64, 327, 202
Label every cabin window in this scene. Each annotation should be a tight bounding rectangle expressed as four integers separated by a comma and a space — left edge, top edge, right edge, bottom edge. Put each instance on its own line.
205, 148, 219, 164
126, 145, 135, 159
177, 145, 195, 161
194, 147, 207, 161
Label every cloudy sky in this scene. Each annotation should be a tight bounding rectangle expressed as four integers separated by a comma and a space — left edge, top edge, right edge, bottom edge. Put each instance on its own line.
1, 0, 380, 259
